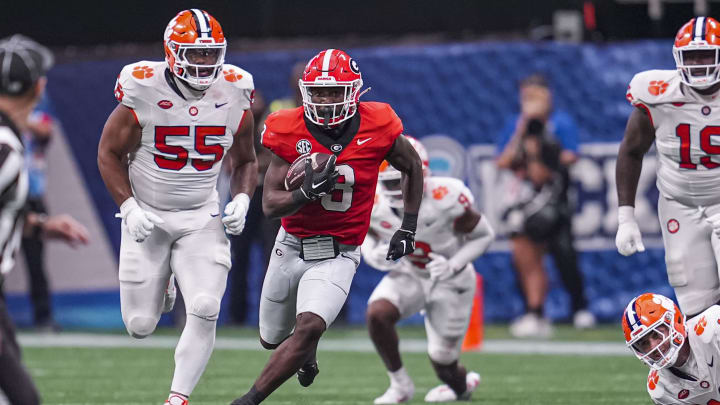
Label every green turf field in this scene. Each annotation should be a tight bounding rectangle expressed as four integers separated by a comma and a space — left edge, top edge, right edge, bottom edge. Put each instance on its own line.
20, 325, 652, 405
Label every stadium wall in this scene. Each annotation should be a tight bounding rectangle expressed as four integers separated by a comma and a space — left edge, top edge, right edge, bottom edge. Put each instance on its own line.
6, 40, 676, 327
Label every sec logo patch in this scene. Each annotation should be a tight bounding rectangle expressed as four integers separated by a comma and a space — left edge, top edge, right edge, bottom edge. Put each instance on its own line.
296, 139, 312, 154
667, 219, 679, 234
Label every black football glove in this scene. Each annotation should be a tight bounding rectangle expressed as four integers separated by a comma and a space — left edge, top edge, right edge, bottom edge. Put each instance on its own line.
295, 154, 339, 202
386, 212, 419, 261
386, 229, 416, 261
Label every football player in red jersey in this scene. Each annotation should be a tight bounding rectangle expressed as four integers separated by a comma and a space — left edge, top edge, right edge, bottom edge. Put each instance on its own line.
230, 49, 424, 405
617, 17, 720, 319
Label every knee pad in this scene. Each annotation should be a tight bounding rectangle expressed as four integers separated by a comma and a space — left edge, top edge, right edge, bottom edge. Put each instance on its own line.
126, 315, 158, 339
428, 341, 460, 365
188, 294, 221, 321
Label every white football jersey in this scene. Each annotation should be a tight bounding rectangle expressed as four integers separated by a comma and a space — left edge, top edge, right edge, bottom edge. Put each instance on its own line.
647, 305, 720, 405
114, 61, 253, 210
369, 176, 475, 276
627, 70, 720, 206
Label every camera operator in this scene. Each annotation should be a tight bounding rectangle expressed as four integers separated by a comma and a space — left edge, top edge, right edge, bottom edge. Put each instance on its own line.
496, 74, 594, 337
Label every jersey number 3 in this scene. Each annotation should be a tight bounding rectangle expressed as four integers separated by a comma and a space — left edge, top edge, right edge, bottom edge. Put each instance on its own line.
154, 126, 225, 171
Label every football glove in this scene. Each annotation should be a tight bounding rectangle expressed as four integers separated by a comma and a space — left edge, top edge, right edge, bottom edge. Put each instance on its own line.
116, 197, 164, 243
615, 206, 645, 256
296, 155, 339, 201
222, 193, 250, 235
426, 252, 458, 282
386, 229, 415, 261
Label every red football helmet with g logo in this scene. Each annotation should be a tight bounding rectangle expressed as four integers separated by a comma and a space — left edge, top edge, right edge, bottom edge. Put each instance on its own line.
299, 49, 364, 127
164, 9, 226, 90
673, 16, 720, 88
622, 293, 687, 370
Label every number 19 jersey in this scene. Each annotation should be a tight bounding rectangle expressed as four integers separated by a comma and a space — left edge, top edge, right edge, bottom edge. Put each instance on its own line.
627, 69, 720, 206
114, 61, 254, 210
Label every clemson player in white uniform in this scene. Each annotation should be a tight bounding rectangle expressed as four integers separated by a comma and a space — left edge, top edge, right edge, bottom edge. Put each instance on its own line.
617, 16, 720, 318
623, 292, 720, 405
97, 9, 257, 405
362, 137, 495, 403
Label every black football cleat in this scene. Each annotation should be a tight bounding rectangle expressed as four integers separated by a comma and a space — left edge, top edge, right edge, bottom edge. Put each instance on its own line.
297, 361, 320, 387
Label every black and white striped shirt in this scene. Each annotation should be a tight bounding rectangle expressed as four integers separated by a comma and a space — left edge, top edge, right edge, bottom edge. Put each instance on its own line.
0, 110, 28, 275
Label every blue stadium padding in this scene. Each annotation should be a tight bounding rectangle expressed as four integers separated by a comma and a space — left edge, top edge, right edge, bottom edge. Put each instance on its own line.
33, 40, 680, 327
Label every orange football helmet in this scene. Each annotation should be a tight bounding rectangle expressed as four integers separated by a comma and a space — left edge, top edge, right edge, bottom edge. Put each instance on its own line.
622, 293, 686, 370
673, 16, 720, 88
378, 136, 430, 208
164, 9, 226, 90
299, 49, 364, 127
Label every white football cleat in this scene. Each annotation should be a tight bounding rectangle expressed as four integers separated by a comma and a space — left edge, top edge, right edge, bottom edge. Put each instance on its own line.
374, 382, 415, 404
163, 274, 177, 314
164, 393, 188, 405
509, 313, 552, 338
573, 309, 597, 329
424, 371, 481, 402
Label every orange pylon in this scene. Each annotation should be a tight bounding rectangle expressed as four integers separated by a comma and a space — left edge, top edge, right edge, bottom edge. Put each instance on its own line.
462, 273, 484, 351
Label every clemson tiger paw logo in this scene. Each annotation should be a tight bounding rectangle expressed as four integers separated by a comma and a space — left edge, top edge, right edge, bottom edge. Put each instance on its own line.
648, 80, 669, 96
223, 69, 243, 82
695, 316, 708, 335
648, 370, 659, 390
432, 186, 449, 200
132, 66, 154, 79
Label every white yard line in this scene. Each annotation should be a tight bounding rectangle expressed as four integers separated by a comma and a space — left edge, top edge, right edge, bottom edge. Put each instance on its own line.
18, 333, 629, 356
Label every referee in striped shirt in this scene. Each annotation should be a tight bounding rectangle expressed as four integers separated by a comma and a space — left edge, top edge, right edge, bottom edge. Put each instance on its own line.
0, 35, 88, 405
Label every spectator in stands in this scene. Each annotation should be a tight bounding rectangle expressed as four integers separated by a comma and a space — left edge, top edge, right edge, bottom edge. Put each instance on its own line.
226, 62, 304, 324
0, 34, 89, 405
496, 73, 595, 337
21, 107, 59, 331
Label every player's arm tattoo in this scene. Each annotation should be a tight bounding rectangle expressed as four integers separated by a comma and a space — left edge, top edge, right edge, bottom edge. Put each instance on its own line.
97, 104, 142, 207
228, 111, 258, 198
384, 135, 424, 216
616, 107, 656, 207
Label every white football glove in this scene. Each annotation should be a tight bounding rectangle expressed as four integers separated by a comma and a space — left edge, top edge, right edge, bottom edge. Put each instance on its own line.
116, 197, 165, 243
222, 193, 251, 235
426, 252, 457, 282
615, 205, 645, 256
362, 242, 402, 271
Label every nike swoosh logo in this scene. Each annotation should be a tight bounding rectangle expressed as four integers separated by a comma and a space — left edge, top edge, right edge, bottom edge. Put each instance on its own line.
400, 240, 406, 252
215, 102, 228, 108
357, 138, 372, 145
312, 179, 327, 189
709, 356, 714, 368
210, 213, 220, 217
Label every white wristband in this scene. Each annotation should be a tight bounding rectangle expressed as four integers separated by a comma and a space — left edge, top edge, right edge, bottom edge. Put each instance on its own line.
618, 205, 635, 224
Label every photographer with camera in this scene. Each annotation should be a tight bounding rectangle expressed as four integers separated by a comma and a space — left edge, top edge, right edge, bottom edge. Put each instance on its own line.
496, 74, 595, 338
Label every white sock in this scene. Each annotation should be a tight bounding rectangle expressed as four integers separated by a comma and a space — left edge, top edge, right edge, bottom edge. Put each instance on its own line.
170, 314, 216, 395
388, 367, 412, 387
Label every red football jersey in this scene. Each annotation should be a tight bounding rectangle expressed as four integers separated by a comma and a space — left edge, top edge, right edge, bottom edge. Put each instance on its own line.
262, 101, 403, 245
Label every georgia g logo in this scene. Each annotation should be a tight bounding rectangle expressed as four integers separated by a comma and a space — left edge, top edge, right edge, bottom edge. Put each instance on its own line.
349, 58, 360, 74
296, 139, 312, 154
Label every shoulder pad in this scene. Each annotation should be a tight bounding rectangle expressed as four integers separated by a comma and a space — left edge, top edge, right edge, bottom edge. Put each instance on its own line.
260, 108, 305, 161
626, 70, 684, 107
219, 64, 254, 90
690, 305, 720, 344
358, 102, 403, 137
646, 369, 668, 401
425, 176, 474, 216
115, 61, 164, 109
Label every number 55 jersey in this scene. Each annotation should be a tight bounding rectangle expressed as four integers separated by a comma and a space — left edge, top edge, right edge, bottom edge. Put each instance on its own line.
627, 69, 720, 207
114, 60, 254, 210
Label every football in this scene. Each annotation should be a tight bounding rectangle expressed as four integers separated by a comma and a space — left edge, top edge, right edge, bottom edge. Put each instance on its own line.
284, 152, 334, 191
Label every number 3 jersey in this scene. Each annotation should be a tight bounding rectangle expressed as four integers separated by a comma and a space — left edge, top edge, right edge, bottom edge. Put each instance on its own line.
646, 305, 720, 405
114, 61, 253, 210
627, 70, 720, 206
369, 176, 475, 276
261, 102, 403, 246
